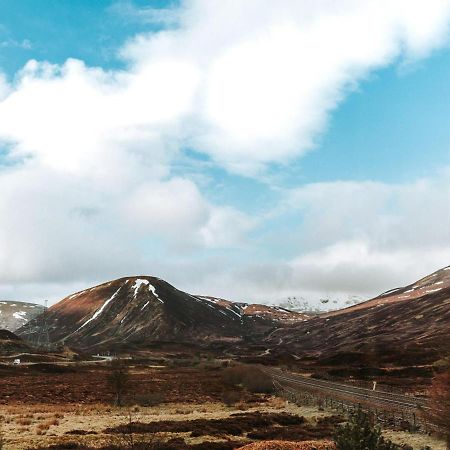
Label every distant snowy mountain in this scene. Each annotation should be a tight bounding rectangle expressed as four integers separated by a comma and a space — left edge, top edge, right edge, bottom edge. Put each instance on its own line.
0, 301, 46, 331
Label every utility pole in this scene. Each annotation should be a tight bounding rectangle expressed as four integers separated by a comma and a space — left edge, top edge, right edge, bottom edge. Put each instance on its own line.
37, 300, 50, 350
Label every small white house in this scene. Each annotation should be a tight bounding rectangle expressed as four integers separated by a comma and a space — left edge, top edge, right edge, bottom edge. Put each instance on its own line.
13, 358, 21, 365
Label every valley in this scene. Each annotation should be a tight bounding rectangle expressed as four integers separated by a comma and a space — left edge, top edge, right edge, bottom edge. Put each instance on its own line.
0, 267, 449, 449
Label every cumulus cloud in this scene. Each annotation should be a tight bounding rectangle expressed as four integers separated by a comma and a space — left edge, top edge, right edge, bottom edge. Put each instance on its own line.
0, 58, 199, 176
0, 0, 450, 303
122, 0, 450, 172
241, 171, 450, 304
1, 1, 448, 175
165, 168, 450, 306
123, 178, 255, 249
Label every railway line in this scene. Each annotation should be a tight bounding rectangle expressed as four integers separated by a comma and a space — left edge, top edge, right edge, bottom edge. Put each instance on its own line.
262, 366, 429, 413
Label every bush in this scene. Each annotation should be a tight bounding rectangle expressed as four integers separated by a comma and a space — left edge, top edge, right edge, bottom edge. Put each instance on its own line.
242, 368, 274, 394
221, 365, 247, 386
221, 364, 274, 393
334, 407, 398, 450
221, 389, 242, 406
107, 359, 130, 407
427, 367, 450, 449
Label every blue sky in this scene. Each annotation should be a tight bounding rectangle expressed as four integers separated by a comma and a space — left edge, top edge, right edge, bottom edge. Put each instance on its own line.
0, 0, 449, 305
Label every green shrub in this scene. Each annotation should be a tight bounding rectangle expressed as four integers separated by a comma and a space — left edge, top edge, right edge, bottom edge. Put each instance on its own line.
334, 407, 398, 450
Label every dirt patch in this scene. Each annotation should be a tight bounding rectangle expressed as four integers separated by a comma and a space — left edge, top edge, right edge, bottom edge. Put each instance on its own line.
105, 412, 306, 437
246, 416, 343, 441
27, 438, 242, 450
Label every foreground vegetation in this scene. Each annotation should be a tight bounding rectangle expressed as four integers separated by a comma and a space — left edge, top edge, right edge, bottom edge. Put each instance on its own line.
0, 359, 447, 450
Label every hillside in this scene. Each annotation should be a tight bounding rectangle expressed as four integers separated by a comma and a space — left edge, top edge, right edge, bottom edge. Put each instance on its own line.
17, 276, 307, 350
322, 265, 450, 318
0, 301, 46, 331
264, 266, 450, 367
0, 329, 31, 355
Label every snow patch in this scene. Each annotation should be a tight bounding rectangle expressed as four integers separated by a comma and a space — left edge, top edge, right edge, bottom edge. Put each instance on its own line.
13, 311, 27, 321
78, 287, 121, 330
380, 287, 401, 296
132, 279, 149, 297
149, 284, 164, 304
224, 306, 241, 318
197, 296, 219, 303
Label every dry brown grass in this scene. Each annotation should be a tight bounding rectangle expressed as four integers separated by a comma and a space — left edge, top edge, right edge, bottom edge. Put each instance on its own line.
237, 441, 336, 450
15, 418, 32, 426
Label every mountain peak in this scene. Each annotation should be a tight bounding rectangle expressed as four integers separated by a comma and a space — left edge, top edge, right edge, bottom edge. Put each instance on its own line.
17, 275, 307, 350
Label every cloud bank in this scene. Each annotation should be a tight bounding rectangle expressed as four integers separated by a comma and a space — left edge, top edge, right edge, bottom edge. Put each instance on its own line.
0, 0, 449, 304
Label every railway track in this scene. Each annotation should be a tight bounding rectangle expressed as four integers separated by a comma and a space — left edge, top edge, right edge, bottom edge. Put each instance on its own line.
262, 367, 429, 412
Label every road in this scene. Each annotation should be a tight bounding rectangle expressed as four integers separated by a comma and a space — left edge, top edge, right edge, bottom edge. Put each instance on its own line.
262, 366, 429, 412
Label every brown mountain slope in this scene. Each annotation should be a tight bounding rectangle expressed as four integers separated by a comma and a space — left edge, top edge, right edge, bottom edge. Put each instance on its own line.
17, 276, 307, 351
322, 265, 450, 318
265, 267, 450, 366
0, 329, 31, 355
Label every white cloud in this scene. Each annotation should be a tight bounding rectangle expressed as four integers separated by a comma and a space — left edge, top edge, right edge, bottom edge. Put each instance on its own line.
124, 178, 209, 236
122, 0, 450, 173
1, 1, 449, 175
266, 172, 450, 302
164, 169, 450, 306
110, 0, 181, 26
0, 166, 136, 284
0, 58, 199, 177
200, 207, 256, 248
0, 38, 32, 50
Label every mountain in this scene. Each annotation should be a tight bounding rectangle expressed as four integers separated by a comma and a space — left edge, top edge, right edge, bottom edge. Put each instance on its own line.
264, 266, 450, 366
0, 301, 46, 331
17, 276, 308, 351
322, 265, 450, 318
17, 268, 449, 366
0, 329, 31, 355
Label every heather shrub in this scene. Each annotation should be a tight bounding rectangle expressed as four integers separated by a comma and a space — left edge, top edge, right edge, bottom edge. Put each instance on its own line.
221, 364, 274, 393
242, 368, 274, 393
221, 389, 241, 406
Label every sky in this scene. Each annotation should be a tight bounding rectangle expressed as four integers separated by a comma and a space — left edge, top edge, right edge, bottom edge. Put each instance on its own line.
1, 0, 450, 307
